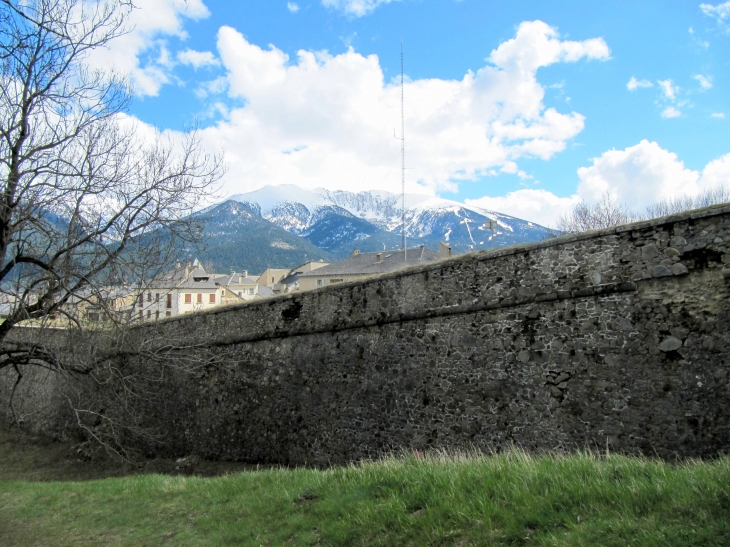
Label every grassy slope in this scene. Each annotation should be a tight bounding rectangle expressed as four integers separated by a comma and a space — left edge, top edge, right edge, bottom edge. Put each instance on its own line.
1, 452, 730, 546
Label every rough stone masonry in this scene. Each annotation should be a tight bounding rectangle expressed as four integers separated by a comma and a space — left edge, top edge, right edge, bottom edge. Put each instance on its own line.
2, 204, 730, 464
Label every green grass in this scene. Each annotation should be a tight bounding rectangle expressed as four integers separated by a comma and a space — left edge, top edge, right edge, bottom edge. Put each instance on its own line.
2, 451, 730, 546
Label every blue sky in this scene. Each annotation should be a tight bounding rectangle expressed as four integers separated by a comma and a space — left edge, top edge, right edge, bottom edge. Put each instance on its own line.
101, 0, 730, 226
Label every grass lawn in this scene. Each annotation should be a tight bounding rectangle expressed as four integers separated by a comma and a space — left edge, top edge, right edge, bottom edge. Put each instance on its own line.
1, 447, 730, 547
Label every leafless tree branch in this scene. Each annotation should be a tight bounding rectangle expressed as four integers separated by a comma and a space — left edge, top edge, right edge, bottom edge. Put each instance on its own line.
0, 0, 224, 459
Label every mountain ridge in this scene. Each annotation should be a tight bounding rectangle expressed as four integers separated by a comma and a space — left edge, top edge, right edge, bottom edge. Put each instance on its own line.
226, 184, 552, 257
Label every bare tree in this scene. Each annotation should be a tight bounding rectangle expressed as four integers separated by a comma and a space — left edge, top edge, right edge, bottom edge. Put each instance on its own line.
555, 188, 730, 235
0, 0, 222, 455
643, 186, 730, 219
555, 194, 636, 234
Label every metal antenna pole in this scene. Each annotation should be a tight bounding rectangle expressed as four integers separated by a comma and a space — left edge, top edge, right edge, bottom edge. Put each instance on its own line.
401, 39, 406, 261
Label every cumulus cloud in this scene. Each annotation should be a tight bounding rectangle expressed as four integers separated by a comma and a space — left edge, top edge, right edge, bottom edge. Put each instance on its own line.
199, 21, 609, 198
287, 2, 300, 13
321, 0, 400, 17
468, 141, 730, 227
627, 77, 652, 90
712, 112, 726, 118
576, 140, 700, 208
662, 106, 682, 118
177, 48, 220, 69
84, 0, 212, 96
701, 1, 730, 28
658, 79, 677, 100
693, 74, 713, 89
700, 152, 730, 187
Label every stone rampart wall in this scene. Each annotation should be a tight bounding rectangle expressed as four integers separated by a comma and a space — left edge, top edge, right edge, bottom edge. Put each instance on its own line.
3, 205, 730, 463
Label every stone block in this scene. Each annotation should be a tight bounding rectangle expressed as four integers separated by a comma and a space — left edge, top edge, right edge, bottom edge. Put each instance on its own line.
659, 336, 683, 352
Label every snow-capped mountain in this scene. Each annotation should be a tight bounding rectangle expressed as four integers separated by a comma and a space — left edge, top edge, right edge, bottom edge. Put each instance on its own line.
227, 185, 552, 258
183, 200, 333, 273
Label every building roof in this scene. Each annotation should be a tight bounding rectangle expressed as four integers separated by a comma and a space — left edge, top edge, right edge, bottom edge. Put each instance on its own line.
257, 285, 275, 297
146, 259, 219, 290
213, 272, 259, 287
299, 246, 440, 278
289, 259, 330, 273
178, 275, 219, 290
147, 259, 204, 289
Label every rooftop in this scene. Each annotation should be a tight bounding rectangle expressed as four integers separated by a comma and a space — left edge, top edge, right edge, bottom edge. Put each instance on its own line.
299, 246, 440, 277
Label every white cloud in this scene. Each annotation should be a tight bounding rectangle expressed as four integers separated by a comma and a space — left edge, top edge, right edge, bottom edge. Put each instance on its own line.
466, 189, 580, 228
475, 141, 730, 226
693, 74, 713, 89
700, 152, 730, 187
658, 79, 677, 100
321, 0, 399, 16
701, 2, 730, 27
84, 0, 212, 96
287, 2, 300, 13
178, 48, 220, 69
662, 106, 682, 118
712, 112, 726, 118
199, 21, 609, 198
576, 141, 700, 209
627, 77, 653, 90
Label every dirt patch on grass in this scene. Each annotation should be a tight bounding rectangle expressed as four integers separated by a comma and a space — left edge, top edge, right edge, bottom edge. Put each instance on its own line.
0, 422, 265, 482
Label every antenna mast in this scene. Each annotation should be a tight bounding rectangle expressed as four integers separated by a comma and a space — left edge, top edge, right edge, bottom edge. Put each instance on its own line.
400, 40, 406, 260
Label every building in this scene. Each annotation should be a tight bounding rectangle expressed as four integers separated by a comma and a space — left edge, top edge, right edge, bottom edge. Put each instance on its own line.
83, 287, 136, 323
134, 259, 243, 321
298, 244, 450, 291
257, 268, 291, 289
272, 260, 330, 294
213, 271, 262, 301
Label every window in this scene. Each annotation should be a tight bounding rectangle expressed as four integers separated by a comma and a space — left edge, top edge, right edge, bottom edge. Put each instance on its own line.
330, 279, 343, 284
155, 293, 160, 303
137, 294, 143, 306
167, 294, 172, 308
185, 293, 192, 304
272, 277, 275, 284
316, 279, 325, 287
238, 291, 242, 297
246, 288, 254, 295
147, 292, 152, 302
147, 310, 151, 318
166, 311, 171, 317
138, 310, 142, 319
87, 312, 100, 322
155, 311, 160, 319
209, 293, 215, 303
197, 293, 202, 303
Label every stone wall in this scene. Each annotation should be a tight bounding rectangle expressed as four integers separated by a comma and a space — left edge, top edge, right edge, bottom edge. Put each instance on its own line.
3, 205, 730, 463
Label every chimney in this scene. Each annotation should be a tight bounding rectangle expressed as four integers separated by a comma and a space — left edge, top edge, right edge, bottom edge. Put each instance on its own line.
242, 270, 248, 278
376, 253, 383, 263
438, 241, 452, 259
350, 248, 360, 257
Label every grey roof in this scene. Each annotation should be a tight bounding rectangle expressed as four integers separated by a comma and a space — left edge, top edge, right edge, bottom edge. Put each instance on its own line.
146, 259, 221, 290
299, 246, 440, 277
179, 274, 219, 290
257, 285, 275, 297
213, 272, 260, 287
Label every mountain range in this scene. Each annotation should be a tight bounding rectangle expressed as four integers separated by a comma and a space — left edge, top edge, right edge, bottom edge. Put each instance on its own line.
178, 185, 553, 273
231, 185, 551, 252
